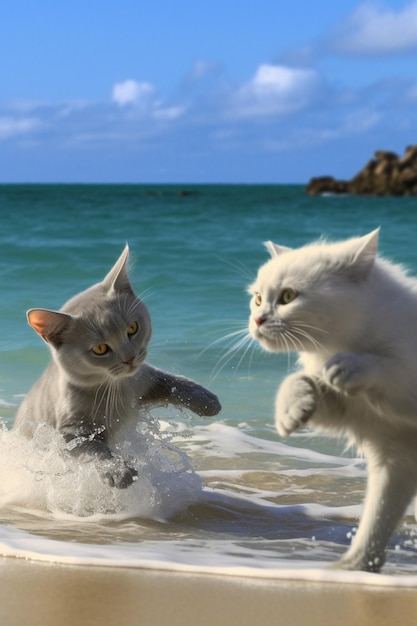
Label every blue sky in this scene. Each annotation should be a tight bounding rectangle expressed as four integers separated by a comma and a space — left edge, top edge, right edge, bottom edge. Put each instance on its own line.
1, 0, 417, 183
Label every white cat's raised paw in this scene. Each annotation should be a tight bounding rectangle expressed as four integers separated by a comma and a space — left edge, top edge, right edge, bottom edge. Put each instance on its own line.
275, 374, 317, 437
323, 353, 365, 392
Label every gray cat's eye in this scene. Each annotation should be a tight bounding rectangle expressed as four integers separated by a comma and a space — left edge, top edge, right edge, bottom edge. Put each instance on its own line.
92, 343, 110, 356
127, 321, 139, 336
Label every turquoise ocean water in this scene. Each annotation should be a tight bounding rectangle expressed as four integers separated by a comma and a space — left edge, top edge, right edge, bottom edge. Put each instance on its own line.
0, 184, 416, 584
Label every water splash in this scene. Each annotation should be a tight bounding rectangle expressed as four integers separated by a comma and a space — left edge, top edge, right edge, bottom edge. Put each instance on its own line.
0, 417, 203, 523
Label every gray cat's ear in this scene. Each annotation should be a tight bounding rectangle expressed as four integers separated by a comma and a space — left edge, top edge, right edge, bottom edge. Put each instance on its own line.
264, 241, 292, 258
27, 309, 72, 347
103, 244, 133, 294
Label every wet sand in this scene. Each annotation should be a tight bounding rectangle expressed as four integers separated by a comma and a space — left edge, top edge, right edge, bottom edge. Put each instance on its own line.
1, 557, 416, 626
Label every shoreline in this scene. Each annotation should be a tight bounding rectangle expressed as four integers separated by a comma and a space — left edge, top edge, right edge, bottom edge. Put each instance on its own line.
1, 557, 417, 626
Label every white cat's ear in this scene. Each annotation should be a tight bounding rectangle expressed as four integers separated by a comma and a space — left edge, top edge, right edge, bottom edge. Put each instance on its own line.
264, 241, 292, 258
103, 244, 133, 294
27, 309, 72, 347
349, 228, 380, 277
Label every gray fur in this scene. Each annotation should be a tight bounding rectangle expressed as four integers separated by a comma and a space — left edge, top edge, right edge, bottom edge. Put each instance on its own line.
14, 245, 221, 488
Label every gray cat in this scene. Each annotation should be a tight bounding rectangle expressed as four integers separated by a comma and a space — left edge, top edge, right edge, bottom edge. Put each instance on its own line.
14, 245, 221, 488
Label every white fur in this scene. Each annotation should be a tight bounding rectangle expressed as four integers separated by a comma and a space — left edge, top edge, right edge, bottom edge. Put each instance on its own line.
249, 229, 417, 572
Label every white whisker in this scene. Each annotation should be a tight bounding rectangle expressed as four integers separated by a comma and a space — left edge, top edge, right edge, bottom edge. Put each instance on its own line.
234, 335, 256, 371
137, 287, 156, 303
284, 330, 304, 353
210, 330, 255, 380
291, 320, 329, 336
197, 327, 249, 359
105, 382, 114, 431
92, 377, 111, 425
281, 331, 295, 370
91, 374, 124, 433
216, 255, 255, 282
291, 324, 327, 353
106, 378, 124, 431
214, 333, 252, 367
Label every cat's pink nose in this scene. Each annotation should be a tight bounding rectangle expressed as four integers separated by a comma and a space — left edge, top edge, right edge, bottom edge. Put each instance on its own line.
123, 356, 135, 367
254, 316, 266, 327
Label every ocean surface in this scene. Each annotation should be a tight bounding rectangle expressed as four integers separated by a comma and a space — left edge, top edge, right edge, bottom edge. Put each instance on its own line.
0, 183, 417, 586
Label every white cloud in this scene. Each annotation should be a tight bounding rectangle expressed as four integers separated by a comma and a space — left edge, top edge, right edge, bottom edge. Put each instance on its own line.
0, 116, 40, 140
341, 109, 381, 134
111, 79, 187, 122
230, 64, 320, 119
330, 1, 417, 55
2, 56, 416, 179
188, 60, 219, 83
153, 105, 186, 121
260, 108, 382, 154
56, 101, 89, 118
112, 80, 155, 106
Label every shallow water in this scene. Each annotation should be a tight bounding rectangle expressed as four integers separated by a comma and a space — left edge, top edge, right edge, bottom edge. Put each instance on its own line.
0, 420, 376, 550
0, 184, 416, 585
1, 418, 416, 583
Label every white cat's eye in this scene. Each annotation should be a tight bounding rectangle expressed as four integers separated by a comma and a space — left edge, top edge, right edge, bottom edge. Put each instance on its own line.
279, 288, 298, 305
127, 321, 139, 336
254, 292, 262, 306
92, 343, 110, 356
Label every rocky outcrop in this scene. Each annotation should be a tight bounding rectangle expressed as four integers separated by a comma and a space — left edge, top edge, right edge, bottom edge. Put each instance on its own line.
306, 145, 417, 196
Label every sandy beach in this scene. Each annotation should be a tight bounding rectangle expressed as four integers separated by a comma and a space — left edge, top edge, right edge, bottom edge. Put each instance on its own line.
0, 557, 416, 626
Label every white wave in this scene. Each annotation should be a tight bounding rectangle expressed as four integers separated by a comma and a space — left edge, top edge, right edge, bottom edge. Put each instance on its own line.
0, 421, 202, 522
0, 418, 416, 583
178, 421, 360, 465
0, 398, 16, 407
1, 521, 417, 588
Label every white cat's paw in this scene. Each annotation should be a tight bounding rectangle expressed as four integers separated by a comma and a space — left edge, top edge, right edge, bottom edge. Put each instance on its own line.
330, 553, 384, 573
323, 353, 364, 392
275, 375, 317, 437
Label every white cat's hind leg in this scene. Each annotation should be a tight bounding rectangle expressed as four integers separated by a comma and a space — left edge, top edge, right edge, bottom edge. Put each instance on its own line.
332, 446, 417, 572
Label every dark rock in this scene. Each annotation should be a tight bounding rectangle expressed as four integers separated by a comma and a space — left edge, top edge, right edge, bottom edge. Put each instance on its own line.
306, 176, 349, 195
306, 145, 417, 196
374, 150, 398, 162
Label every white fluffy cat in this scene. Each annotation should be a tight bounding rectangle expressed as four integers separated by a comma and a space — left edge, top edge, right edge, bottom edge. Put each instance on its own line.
248, 228, 417, 572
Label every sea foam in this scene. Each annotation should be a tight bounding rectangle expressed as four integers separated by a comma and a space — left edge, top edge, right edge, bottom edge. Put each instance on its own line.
0, 418, 202, 522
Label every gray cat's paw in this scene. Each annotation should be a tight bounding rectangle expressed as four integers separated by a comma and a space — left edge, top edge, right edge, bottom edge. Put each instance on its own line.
323, 353, 363, 392
177, 385, 221, 417
275, 375, 317, 437
194, 389, 222, 417
100, 461, 138, 489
